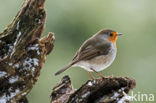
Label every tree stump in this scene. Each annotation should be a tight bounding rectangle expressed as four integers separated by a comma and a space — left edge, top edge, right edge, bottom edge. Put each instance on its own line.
0, 0, 54, 102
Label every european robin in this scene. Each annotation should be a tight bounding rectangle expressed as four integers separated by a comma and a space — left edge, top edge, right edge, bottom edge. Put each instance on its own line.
55, 29, 122, 80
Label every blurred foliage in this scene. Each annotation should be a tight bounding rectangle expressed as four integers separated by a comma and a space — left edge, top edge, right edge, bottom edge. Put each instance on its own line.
0, 0, 156, 103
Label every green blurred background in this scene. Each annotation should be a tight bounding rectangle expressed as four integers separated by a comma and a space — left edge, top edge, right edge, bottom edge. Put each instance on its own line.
0, 0, 156, 103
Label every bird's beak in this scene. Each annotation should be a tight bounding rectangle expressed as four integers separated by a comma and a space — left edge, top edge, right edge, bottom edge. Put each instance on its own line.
117, 33, 122, 36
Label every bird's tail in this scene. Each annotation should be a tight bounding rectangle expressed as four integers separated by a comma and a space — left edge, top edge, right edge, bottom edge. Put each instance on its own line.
55, 62, 74, 76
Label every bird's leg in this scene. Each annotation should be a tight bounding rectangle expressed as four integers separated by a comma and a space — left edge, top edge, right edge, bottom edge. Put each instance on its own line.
88, 71, 94, 80
90, 68, 105, 79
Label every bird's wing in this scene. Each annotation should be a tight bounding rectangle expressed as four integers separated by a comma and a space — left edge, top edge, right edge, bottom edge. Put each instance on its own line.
72, 38, 94, 61
72, 40, 111, 63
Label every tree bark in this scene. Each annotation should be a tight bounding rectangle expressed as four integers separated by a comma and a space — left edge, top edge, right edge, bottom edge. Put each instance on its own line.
51, 76, 136, 103
0, 0, 54, 103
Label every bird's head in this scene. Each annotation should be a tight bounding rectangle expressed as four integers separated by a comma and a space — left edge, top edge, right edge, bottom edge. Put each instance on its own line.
97, 29, 122, 46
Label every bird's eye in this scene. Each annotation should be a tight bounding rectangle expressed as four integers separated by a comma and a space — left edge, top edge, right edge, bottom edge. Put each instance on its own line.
109, 33, 113, 36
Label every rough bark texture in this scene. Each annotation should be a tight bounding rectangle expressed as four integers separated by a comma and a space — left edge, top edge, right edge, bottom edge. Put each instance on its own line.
51, 76, 136, 103
0, 0, 54, 103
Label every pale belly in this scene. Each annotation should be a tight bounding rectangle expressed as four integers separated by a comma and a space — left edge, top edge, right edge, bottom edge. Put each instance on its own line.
73, 49, 116, 72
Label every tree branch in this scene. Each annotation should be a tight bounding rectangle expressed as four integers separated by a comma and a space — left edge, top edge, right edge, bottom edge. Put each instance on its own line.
51, 76, 136, 103
0, 0, 54, 102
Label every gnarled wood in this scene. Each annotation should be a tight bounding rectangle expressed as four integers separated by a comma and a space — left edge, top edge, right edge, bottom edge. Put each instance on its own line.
51, 76, 136, 103
0, 0, 54, 102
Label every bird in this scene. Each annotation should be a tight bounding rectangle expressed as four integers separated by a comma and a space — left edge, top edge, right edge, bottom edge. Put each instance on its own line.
55, 29, 122, 80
